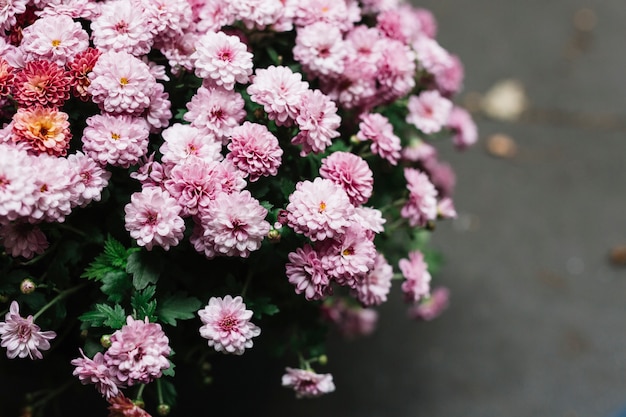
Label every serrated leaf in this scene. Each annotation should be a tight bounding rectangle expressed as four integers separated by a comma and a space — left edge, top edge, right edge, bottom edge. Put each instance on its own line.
79, 303, 127, 329
260, 200, 274, 212
103, 236, 130, 269
156, 293, 202, 326
81, 236, 131, 281
162, 360, 176, 377
100, 270, 132, 303
247, 296, 280, 320
131, 286, 157, 322
126, 252, 161, 290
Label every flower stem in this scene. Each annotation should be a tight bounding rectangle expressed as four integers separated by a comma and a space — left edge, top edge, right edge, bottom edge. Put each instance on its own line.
240, 270, 254, 298
32, 283, 88, 321
157, 378, 164, 404
136, 384, 146, 401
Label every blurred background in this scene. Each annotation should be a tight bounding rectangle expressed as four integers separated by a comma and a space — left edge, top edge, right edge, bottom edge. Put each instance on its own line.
262, 1, 626, 416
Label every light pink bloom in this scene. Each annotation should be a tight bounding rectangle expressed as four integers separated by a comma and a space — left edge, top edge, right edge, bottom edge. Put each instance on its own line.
294, 0, 360, 32
20, 14, 89, 65
194, 0, 235, 33
408, 286, 450, 321
422, 157, 456, 198
192, 31, 253, 90
124, 187, 185, 250
29, 154, 75, 223
292, 89, 341, 156
104, 316, 171, 386
134, 0, 192, 43
36, 0, 100, 20
159, 32, 198, 75
247, 65, 309, 126
0, 144, 37, 222
82, 113, 150, 168
375, 39, 416, 101
0, 222, 48, 259
71, 349, 124, 399
160, 123, 222, 167
282, 367, 336, 399
88, 51, 157, 115
320, 152, 373, 206
286, 178, 355, 241
320, 224, 376, 288
0, 301, 56, 359
198, 295, 261, 355
415, 8, 437, 38
321, 298, 378, 338
184, 86, 246, 143
228, 0, 283, 29
164, 159, 223, 217
447, 106, 478, 150
90, 1, 154, 56
412, 36, 453, 82
356, 113, 402, 165
130, 153, 169, 189
143, 83, 172, 133
436, 53, 464, 96
227, 122, 282, 182
358, 0, 398, 14
401, 139, 437, 162
353, 206, 386, 237
437, 197, 457, 219
293, 22, 346, 79
286, 244, 331, 301
406, 90, 452, 134
197, 190, 270, 258
0, 0, 28, 31
376, 7, 422, 44
399, 250, 431, 302
401, 168, 438, 227
66, 152, 111, 208
353, 252, 392, 306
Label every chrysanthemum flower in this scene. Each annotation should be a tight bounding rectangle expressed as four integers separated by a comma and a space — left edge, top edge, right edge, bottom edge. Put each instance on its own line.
447, 106, 478, 150
322, 298, 379, 339
247, 65, 309, 126
437, 197, 457, 219
129, 153, 168, 189
134, 0, 192, 43
28, 154, 75, 223
0, 222, 48, 259
226, 122, 283, 182
88, 50, 157, 115
192, 31, 253, 90
20, 14, 89, 65
292, 89, 341, 155
0, 144, 36, 222
0, 0, 28, 32
436, 53, 464, 96
0, 301, 56, 360
36, 0, 101, 20
286, 178, 355, 241
294, 0, 360, 32
107, 394, 151, 417
12, 106, 71, 156
194, 0, 235, 33
71, 349, 124, 399
0, 57, 15, 97
353, 206, 386, 237
164, 159, 224, 217
407, 286, 450, 321
13, 60, 71, 108
282, 367, 336, 399
66, 152, 111, 208
320, 224, 376, 288
184, 86, 246, 143
406, 90, 453, 134
401, 138, 437, 162
398, 250, 431, 302
293, 22, 347, 79
285, 244, 331, 301
400, 168, 438, 227
143, 83, 172, 133
319, 152, 373, 206
160, 123, 222, 167
356, 113, 402, 165
197, 190, 270, 258
198, 295, 261, 355
124, 187, 185, 251
104, 316, 171, 386
67, 47, 100, 101
353, 252, 392, 306
375, 38, 416, 101
422, 157, 456, 198
91, 0, 153, 56
412, 35, 453, 82
82, 113, 150, 168
228, 0, 283, 30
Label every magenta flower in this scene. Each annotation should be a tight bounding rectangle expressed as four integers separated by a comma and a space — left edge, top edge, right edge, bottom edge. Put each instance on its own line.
104, 316, 171, 386
198, 295, 261, 355
282, 367, 336, 399
400, 168, 438, 227
398, 250, 432, 303
71, 349, 124, 399
192, 31, 253, 90
0, 301, 56, 360
285, 244, 331, 301
375, 39, 416, 101
319, 151, 373, 206
226, 122, 283, 182
406, 90, 453, 134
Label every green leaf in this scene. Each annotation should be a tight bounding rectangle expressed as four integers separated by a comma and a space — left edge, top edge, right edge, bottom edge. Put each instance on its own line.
162, 360, 176, 377
156, 293, 202, 326
246, 296, 280, 320
79, 303, 127, 329
131, 286, 157, 322
100, 270, 132, 303
126, 251, 162, 290
81, 235, 132, 281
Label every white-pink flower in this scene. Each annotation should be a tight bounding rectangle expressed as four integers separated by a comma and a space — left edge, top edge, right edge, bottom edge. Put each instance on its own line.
159, 123, 222, 167
408, 286, 450, 321
66, 152, 111, 208
356, 113, 402, 165
0, 301, 56, 360
292, 89, 341, 156
20, 14, 89, 65
90, 0, 154, 56
164, 159, 223, 217
447, 106, 478, 150
192, 31, 253, 90
198, 295, 261, 355
71, 350, 124, 399
319, 151, 373, 206
398, 250, 431, 302
285, 244, 331, 301
0, 0, 28, 31
184, 86, 246, 143
353, 252, 393, 306
406, 90, 453, 134
320, 224, 376, 288
400, 168, 438, 227
226, 122, 283, 182
293, 22, 347, 79
282, 367, 336, 399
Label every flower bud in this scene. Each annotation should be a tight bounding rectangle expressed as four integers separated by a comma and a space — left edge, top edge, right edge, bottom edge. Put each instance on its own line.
20, 279, 36, 294
267, 228, 280, 242
100, 334, 112, 348
0, 294, 8, 303
276, 209, 289, 225
318, 354, 328, 366
133, 400, 145, 409
157, 404, 171, 416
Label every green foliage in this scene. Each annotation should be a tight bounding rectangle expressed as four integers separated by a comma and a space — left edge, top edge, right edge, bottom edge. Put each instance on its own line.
131, 285, 157, 322
79, 303, 127, 330
126, 251, 163, 290
246, 296, 280, 320
156, 293, 202, 326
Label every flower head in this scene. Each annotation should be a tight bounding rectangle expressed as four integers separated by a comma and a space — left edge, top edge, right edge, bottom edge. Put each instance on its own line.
0, 301, 56, 360
406, 90, 453, 134
226, 122, 283, 182
0, 222, 49, 259
319, 151, 373, 206
71, 349, 124, 399
12, 106, 71, 156
282, 367, 336, 399
400, 168, 438, 227
286, 244, 331, 301
20, 14, 89, 65
408, 286, 450, 321
91, 0, 154, 56
184, 86, 246, 143
356, 113, 402, 165
13, 60, 71, 108
398, 250, 431, 302
192, 31, 253, 90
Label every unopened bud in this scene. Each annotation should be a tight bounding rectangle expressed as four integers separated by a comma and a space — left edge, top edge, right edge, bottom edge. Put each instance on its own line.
157, 404, 171, 416
133, 400, 145, 409
20, 279, 36, 294
350, 134, 360, 145
277, 209, 289, 225
267, 229, 281, 242
100, 334, 112, 348
318, 354, 328, 366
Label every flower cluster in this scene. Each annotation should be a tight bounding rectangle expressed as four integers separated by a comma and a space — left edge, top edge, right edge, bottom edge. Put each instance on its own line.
0, 0, 476, 415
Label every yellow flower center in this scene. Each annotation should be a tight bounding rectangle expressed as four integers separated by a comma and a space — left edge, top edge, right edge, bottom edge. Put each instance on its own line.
119, 77, 129, 86
51, 39, 61, 47
318, 201, 327, 213
111, 133, 120, 140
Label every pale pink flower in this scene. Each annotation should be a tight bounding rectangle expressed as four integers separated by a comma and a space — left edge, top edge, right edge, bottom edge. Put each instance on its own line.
292, 89, 341, 156
192, 31, 253, 90
286, 244, 331, 301
437, 197, 457, 219
104, 316, 171, 386
13, 60, 71, 108
71, 350, 124, 399
197, 190, 270, 258
0, 222, 48, 259
293, 22, 346, 79
406, 90, 452, 134
447, 106, 478, 150
0, 144, 37, 222
0, 0, 28, 31
412, 36, 453, 80
130, 153, 168, 189
356, 113, 401, 165
319, 151, 373, 206
184, 86, 246, 143
195, 0, 235, 33
198, 295, 261, 355
247, 65, 309, 126
35, 0, 100, 20
226, 122, 283, 182
90, 1, 154, 56
164, 159, 223, 217
160, 123, 222, 167
66, 152, 111, 207
422, 157, 456, 198
0, 301, 56, 359
415, 8, 437, 38
399, 250, 431, 302
29, 155, 75, 223
282, 367, 335, 399
228, 0, 283, 29
320, 224, 376, 288
320, 59, 377, 111
159, 32, 198, 75
20, 14, 89, 65
408, 286, 450, 321
134, 0, 192, 43
321, 298, 378, 338
436, 54, 464, 96
353, 252, 392, 306
376, 7, 421, 44
286, 178, 355, 242
353, 206, 386, 237
375, 39, 416, 101
294, 0, 360, 32
401, 139, 437, 162
401, 168, 438, 227
82, 113, 150, 168
143, 83, 172, 133
358, 0, 398, 14
124, 187, 185, 250
344, 25, 383, 77
88, 51, 157, 115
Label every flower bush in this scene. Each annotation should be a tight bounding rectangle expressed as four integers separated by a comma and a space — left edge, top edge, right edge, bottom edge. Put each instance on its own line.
0, 0, 478, 415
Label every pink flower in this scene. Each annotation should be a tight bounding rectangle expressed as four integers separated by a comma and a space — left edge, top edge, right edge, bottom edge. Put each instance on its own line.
353, 206, 386, 237
294, 0, 360, 32
136, 0, 192, 43
66, 151, 111, 208
292, 89, 341, 156
398, 250, 431, 302
184, 86, 246, 143
0, 0, 28, 31
104, 316, 171, 386
400, 168, 438, 227
67, 47, 101, 101
226, 122, 283, 182
29, 155, 75, 223
35, 0, 100, 20
20, 14, 89, 65
90, 1, 154, 56
129, 153, 168, 189
286, 178, 355, 241
247, 65, 309, 126
447, 106, 478, 150
401, 138, 437, 162
228, 0, 283, 30
320, 152, 373, 206
164, 159, 223, 217
412, 36, 453, 83
437, 197, 457, 219
323, 299, 379, 339
406, 90, 453, 134
436, 54, 464, 96
353, 252, 392, 306
356, 113, 402, 165
192, 31, 253, 90
285, 244, 331, 301
198, 295, 261, 355
143, 83, 172, 133
0, 222, 49, 259
375, 39, 416, 102
13, 60, 71, 108
282, 367, 336, 399
107, 394, 152, 417
0, 145, 35, 222
124, 187, 185, 250
82, 113, 150, 168
71, 349, 124, 399
293, 22, 347, 79
408, 286, 450, 321
0, 301, 56, 359
423, 157, 456, 198
160, 123, 222, 167
197, 190, 270, 258
0, 57, 15, 97
12, 106, 71, 157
